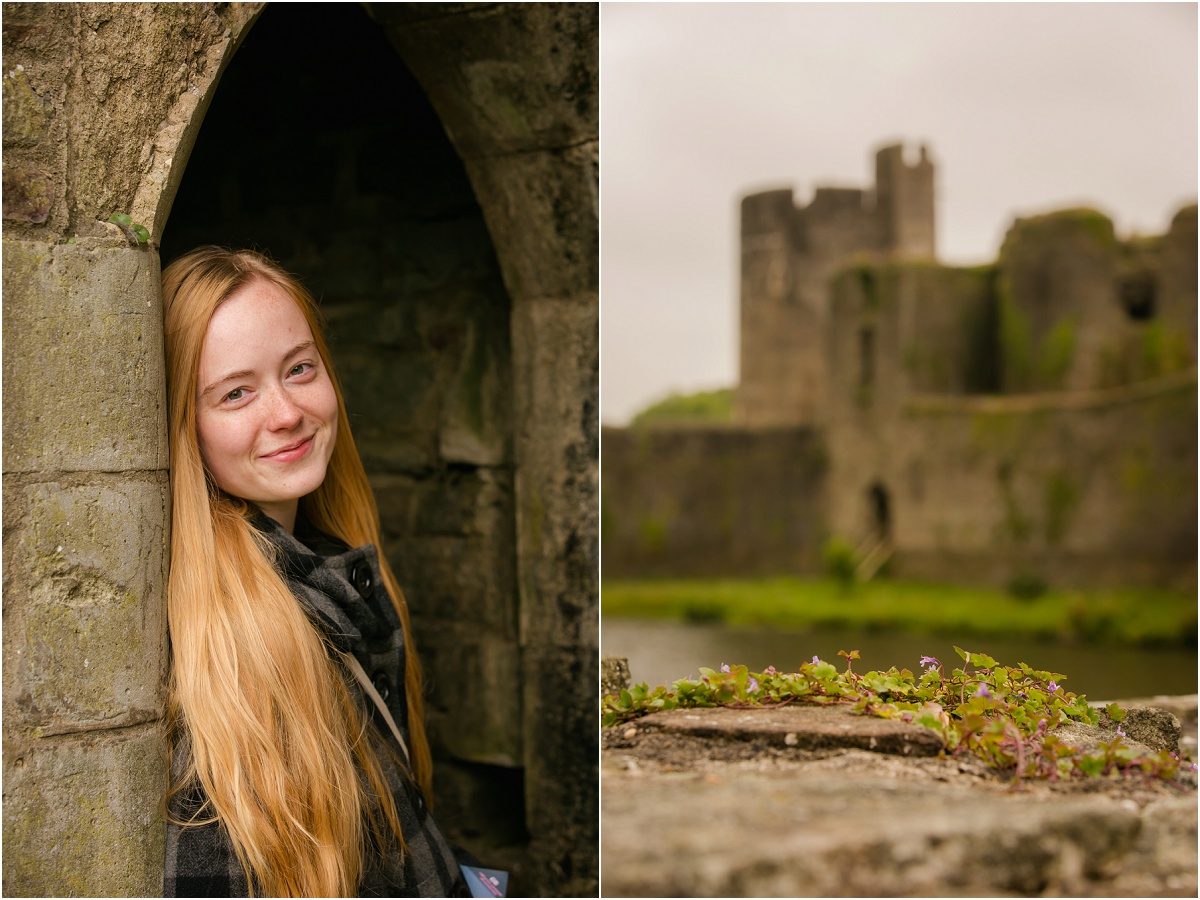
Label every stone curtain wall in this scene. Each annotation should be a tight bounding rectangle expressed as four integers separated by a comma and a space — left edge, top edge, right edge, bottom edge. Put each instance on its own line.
836, 378, 1198, 590
604, 376, 1194, 589
601, 427, 830, 579
3, 3, 598, 897
2, 4, 261, 896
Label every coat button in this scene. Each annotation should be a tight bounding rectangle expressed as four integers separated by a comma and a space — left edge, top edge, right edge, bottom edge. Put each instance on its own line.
371, 669, 391, 702
351, 561, 373, 596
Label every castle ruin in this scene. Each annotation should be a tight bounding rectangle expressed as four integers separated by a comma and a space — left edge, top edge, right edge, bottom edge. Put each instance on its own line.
603, 141, 1196, 590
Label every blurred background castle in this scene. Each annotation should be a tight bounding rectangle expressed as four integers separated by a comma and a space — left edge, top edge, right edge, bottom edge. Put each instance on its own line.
603, 141, 1196, 591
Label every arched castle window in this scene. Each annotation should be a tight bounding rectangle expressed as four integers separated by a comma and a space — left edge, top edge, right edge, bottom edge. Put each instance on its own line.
1118, 269, 1157, 321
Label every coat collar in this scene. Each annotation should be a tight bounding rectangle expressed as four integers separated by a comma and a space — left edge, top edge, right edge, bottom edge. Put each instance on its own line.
249, 508, 395, 654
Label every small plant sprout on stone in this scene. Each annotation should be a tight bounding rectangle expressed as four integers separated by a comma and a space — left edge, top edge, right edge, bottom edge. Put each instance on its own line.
601, 646, 1193, 784
108, 212, 150, 245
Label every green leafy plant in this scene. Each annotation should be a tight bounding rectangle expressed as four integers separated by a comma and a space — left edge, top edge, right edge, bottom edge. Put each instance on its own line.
602, 647, 1193, 783
108, 212, 150, 245
1006, 571, 1047, 601
821, 536, 858, 587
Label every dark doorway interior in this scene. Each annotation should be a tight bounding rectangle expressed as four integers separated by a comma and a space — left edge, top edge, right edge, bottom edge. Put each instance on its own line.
868, 481, 891, 540
161, 0, 523, 868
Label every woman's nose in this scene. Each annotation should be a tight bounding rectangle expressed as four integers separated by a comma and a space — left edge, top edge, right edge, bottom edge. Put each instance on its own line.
265, 386, 303, 430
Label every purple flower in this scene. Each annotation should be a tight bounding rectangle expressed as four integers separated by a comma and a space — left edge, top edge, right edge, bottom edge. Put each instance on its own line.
748, 677, 759, 693
900, 711, 913, 724
974, 683, 991, 699
1047, 681, 1059, 693
1116, 725, 1126, 738
812, 655, 820, 665
720, 663, 730, 674
765, 665, 777, 675
919, 655, 940, 670
1191, 763, 1198, 772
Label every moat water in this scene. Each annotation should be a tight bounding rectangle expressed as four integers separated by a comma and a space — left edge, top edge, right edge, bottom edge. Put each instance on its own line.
602, 617, 1199, 701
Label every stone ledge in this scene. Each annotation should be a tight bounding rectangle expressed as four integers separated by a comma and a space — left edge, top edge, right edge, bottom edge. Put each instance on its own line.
620, 704, 943, 757
602, 697, 1198, 897
602, 762, 1197, 897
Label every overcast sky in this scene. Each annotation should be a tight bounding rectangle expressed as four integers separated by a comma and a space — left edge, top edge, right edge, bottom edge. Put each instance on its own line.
600, 2, 1198, 425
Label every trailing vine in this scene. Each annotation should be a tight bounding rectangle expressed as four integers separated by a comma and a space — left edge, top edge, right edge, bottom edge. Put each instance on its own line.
601, 647, 1194, 783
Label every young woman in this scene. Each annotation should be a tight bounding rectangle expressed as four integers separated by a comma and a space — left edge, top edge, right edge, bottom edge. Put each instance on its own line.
160, 247, 469, 897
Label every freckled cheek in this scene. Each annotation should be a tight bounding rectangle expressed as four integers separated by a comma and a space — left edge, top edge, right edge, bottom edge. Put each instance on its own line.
197, 413, 258, 483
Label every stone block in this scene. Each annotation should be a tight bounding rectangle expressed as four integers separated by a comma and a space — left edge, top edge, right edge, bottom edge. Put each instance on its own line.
439, 317, 511, 467
464, 143, 598, 303
398, 531, 516, 632
601, 657, 630, 699
2, 240, 167, 475
1, 165, 53, 223
602, 763, 1155, 897
421, 626, 522, 767
5, 477, 168, 730
1, 68, 54, 148
2, 725, 166, 897
633, 705, 944, 758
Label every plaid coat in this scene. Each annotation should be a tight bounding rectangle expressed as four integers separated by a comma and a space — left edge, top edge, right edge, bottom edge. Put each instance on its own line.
164, 513, 469, 897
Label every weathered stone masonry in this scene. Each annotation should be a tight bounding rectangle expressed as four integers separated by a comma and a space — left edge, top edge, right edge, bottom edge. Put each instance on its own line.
3, 4, 597, 896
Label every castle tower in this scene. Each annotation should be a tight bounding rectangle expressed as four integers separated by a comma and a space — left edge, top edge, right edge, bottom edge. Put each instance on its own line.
875, 143, 936, 259
738, 189, 806, 425
738, 142, 936, 427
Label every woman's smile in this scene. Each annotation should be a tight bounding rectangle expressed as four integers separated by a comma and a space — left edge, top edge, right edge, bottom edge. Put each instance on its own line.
261, 435, 315, 462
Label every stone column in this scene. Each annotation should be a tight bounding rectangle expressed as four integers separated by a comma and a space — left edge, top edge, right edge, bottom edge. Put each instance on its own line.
1, 4, 259, 894
2, 240, 170, 897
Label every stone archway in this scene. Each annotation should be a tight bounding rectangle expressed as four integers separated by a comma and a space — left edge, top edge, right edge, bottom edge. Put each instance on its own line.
2, 4, 596, 896
161, 0, 524, 870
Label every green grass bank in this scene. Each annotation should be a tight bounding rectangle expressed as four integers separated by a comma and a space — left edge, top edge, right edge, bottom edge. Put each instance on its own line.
602, 577, 1198, 647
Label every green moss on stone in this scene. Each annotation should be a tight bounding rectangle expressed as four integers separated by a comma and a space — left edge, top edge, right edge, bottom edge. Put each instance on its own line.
856, 262, 880, 310
998, 288, 1033, 392
1039, 317, 1076, 387
457, 325, 490, 437
1140, 322, 1192, 379
631, 388, 734, 427
996, 461, 1032, 544
1043, 470, 1080, 545
637, 514, 668, 554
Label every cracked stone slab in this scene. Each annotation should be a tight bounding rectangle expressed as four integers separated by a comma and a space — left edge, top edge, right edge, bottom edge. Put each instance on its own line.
601, 764, 1197, 897
631, 704, 945, 757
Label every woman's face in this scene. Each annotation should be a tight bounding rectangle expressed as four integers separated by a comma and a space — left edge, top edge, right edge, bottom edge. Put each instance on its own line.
195, 278, 338, 531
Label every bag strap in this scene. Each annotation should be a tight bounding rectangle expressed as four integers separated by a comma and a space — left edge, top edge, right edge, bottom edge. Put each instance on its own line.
343, 652, 411, 765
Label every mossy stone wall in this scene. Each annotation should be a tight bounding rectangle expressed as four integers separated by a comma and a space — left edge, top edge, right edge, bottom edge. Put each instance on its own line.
601, 426, 829, 578
826, 378, 1197, 589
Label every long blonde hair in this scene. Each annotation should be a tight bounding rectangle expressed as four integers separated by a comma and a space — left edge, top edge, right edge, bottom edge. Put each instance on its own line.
162, 247, 433, 896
